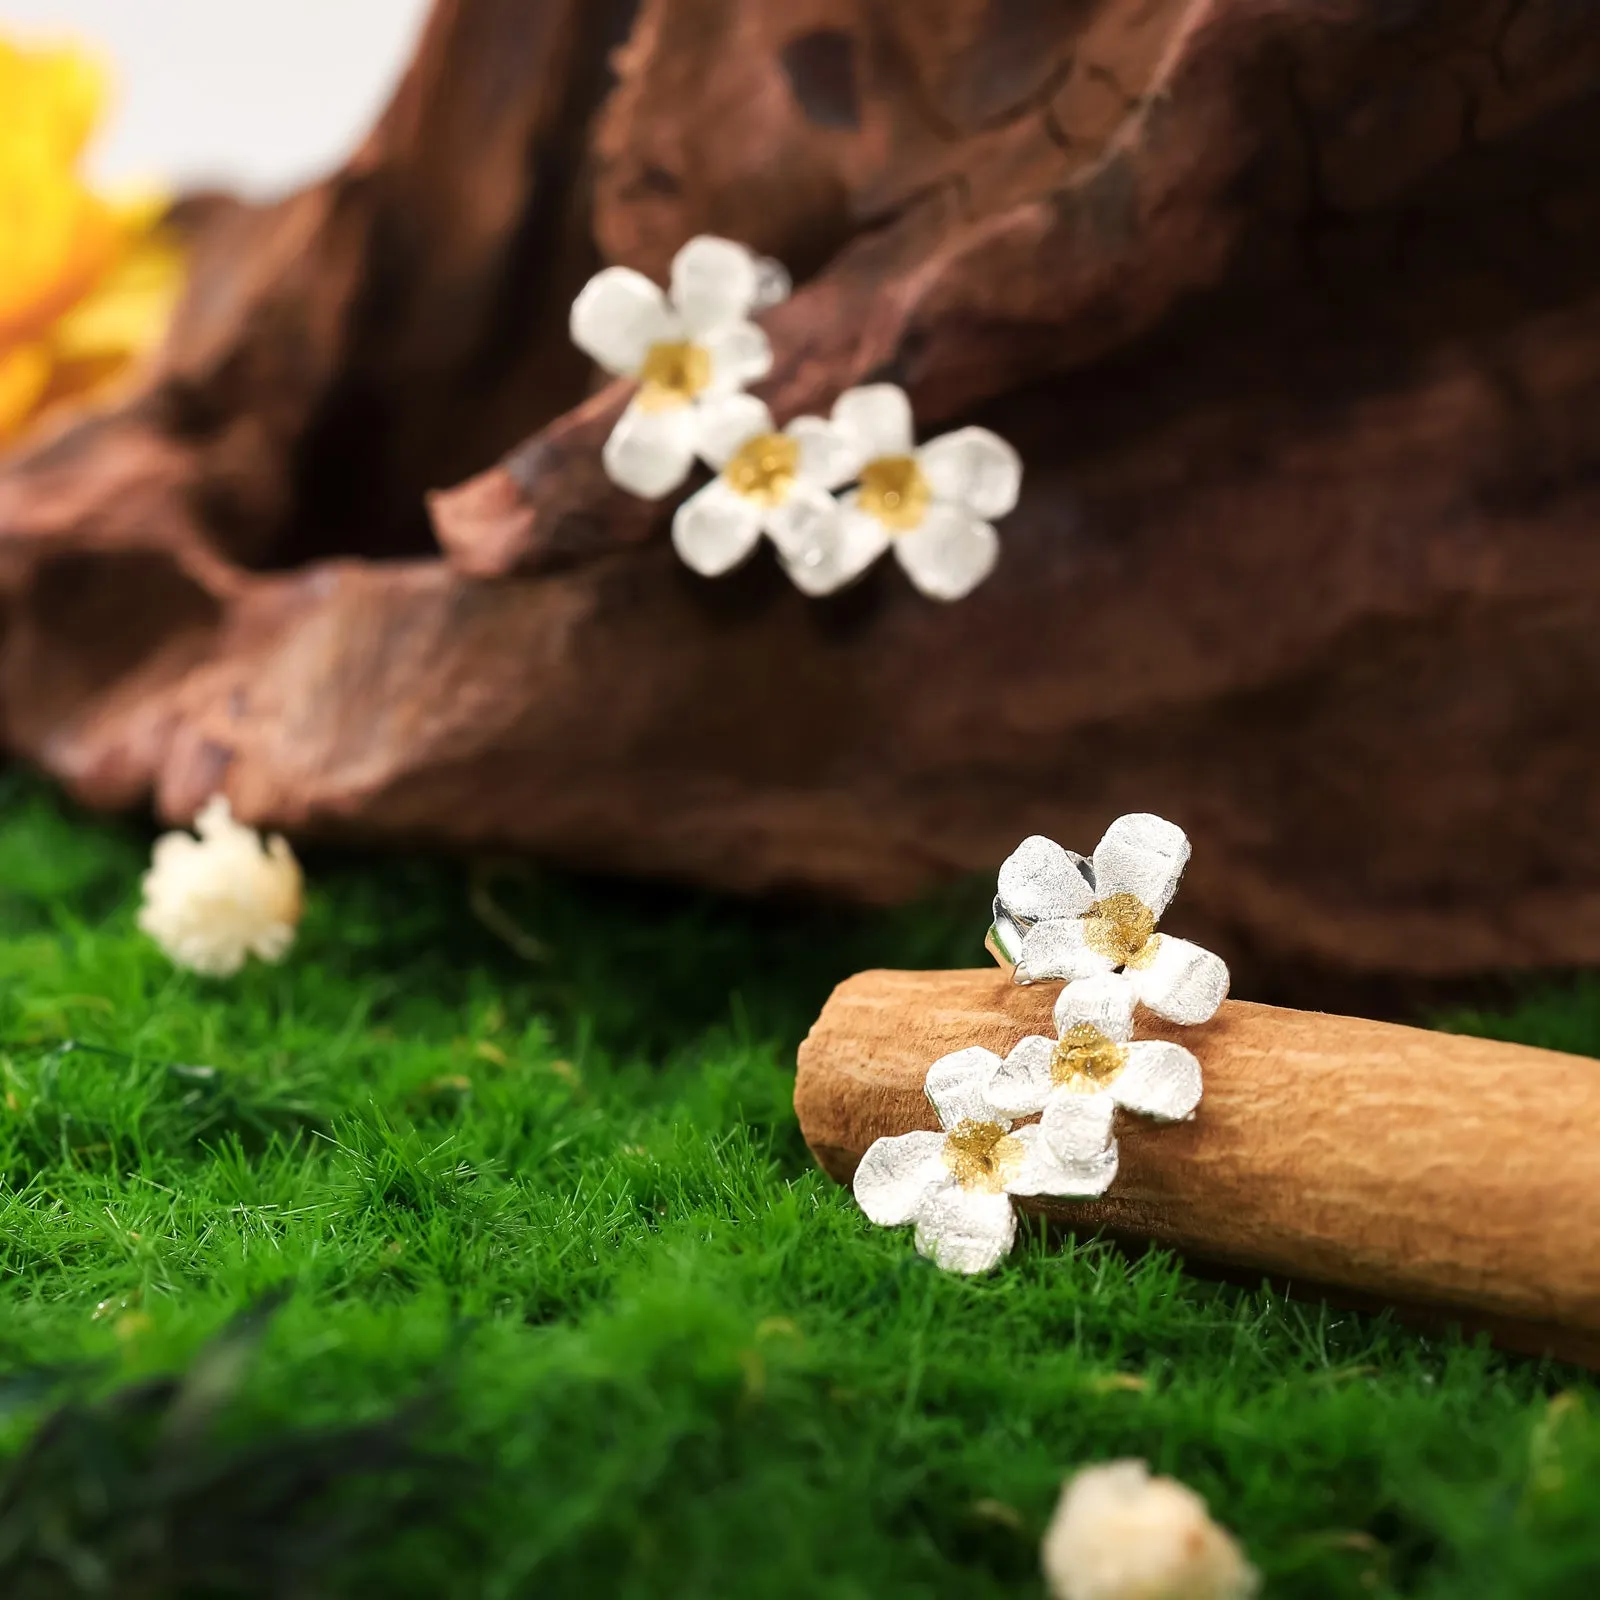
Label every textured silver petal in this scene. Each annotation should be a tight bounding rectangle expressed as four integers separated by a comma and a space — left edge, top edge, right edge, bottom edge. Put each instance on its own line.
924, 1046, 1006, 1130
569, 266, 676, 375
765, 478, 842, 564
1041, 1091, 1118, 1167
1130, 935, 1230, 1026
916, 426, 1023, 520
1052, 972, 1137, 1044
1016, 919, 1114, 985
997, 835, 1095, 924
670, 478, 764, 575
1113, 1042, 1203, 1122
670, 234, 760, 334
781, 498, 890, 595
699, 319, 773, 394
912, 1184, 1017, 1274
893, 504, 998, 601
603, 400, 699, 500
693, 392, 774, 469
987, 1035, 1056, 1118
1007, 1119, 1120, 1199
831, 383, 915, 460
1092, 813, 1191, 920
853, 1132, 950, 1226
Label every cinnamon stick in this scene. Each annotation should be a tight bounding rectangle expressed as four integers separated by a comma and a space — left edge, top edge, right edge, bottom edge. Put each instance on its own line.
794, 970, 1600, 1367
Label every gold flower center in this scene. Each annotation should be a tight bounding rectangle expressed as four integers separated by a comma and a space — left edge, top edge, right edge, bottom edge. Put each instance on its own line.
1081, 892, 1160, 969
637, 339, 710, 410
723, 431, 799, 506
858, 454, 932, 533
942, 1118, 1024, 1193
1051, 1023, 1129, 1094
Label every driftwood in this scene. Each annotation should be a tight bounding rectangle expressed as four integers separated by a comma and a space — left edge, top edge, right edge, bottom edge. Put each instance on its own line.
794, 968, 1600, 1368
5, 1, 1600, 981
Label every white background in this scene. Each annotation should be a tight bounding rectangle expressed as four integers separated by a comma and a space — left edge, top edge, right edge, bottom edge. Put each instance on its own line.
2, 0, 434, 196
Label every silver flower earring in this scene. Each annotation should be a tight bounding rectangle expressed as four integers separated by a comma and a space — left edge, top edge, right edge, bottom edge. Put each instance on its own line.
852, 812, 1227, 1275
570, 241, 1020, 602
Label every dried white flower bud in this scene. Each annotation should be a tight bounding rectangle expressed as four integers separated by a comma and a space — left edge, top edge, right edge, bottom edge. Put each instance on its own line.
1042, 1460, 1258, 1600
138, 795, 303, 977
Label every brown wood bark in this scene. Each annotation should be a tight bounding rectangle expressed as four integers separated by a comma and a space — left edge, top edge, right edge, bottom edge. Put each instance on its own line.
5, 0, 1600, 983
794, 968, 1600, 1367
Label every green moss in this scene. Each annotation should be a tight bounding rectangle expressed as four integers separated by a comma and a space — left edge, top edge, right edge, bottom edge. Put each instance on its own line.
0, 772, 1597, 1597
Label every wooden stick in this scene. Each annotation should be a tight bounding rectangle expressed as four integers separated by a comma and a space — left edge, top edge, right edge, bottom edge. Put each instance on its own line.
795, 970, 1600, 1367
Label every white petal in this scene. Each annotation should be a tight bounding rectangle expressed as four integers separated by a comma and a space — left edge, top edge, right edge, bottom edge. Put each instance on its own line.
1052, 973, 1136, 1043
1016, 919, 1115, 985
1113, 1041, 1203, 1121
570, 267, 676, 375
1130, 936, 1230, 1026
831, 383, 915, 460
670, 235, 760, 333
1092, 813, 1191, 919
602, 401, 699, 499
699, 320, 773, 394
1007, 1120, 1119, 1199
913, 1185, 1016, 1274
671, 477, 764, 576
786, 415, 863, 489
853, 1132, 949, 1227
894, 503, 999, 601
916, 426, 1022, 519
781, 501, 890, 597
694, 392, 773, 469
1041, 1091, 1120, 1178
987, 1035, 1057, 1119
997, 835, 1094, 924
924, 1046, 1006, 1131
765, 477, 842, 563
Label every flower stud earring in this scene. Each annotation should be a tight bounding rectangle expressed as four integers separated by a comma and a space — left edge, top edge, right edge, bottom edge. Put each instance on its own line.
989, 813, 1229, 1026
670, 392, 855, 578
983, 972, 1203, 1197
778, 383, 1021, 601
569, 235, 787, 499
853, 1040, 1117, 1275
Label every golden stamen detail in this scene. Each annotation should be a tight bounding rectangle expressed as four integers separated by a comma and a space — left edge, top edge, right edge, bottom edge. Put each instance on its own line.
637, 339, 711, 410
1051, 1022, 1128, 1094
942, 1118, 1024, 1193
1081, 892, 1160, 970
723, 430, 799, 506
858, 454, 931, 533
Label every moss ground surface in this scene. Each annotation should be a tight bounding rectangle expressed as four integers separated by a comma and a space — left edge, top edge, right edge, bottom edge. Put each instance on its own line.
0, 773, 1598, 1598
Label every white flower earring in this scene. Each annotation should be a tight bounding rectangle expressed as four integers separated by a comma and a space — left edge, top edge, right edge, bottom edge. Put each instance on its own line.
989, 814, 1230, 1026
569, 235, 788, 499
984, 972, 1203, 1197
853, 1042, 1114, 1275
778, 383, 1022, 601
670, 392, 855, 578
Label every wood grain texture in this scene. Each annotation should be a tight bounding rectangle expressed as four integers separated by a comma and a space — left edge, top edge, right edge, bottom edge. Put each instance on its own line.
795, 969, 1600, 1366
11, 0, 1600, 982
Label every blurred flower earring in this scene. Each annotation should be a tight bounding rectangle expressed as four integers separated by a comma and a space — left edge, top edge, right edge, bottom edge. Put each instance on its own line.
671, 392, 856, 579
779, 383, 1021, 601
569, 235, 789, 499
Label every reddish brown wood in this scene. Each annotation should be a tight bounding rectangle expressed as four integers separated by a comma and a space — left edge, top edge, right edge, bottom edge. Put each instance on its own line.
6, 0, 1600, 981
795, 968, 1600, 1367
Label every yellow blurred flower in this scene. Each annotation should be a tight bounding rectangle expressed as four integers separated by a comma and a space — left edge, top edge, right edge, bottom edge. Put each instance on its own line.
0, 34, 184, 447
